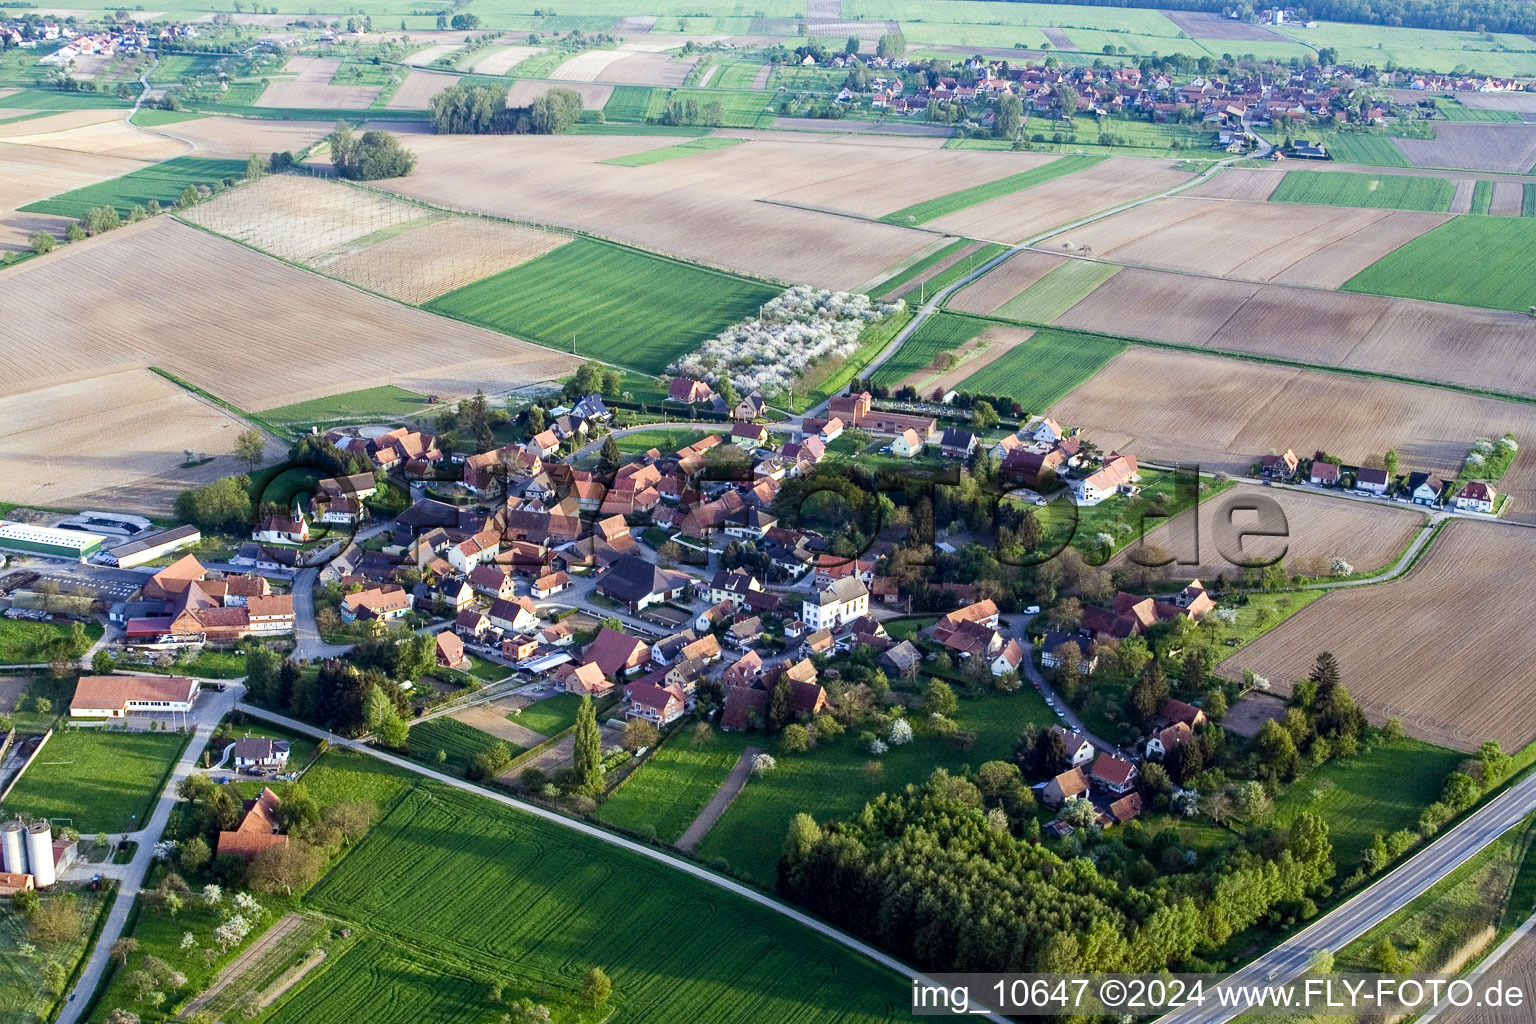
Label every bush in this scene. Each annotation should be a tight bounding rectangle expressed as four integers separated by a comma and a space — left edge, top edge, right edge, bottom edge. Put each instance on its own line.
330, 124, 416, 180
27, 230, 56, 255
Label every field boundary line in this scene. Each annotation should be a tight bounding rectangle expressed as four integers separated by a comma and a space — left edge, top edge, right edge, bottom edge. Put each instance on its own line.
755, 197, 951, 234
146, 366, 288, 440
236, 702, 1013, 1023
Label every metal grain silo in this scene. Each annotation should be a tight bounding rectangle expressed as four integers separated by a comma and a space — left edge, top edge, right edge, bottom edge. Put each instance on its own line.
0, 819, 25, 875
25, 821, 54, 887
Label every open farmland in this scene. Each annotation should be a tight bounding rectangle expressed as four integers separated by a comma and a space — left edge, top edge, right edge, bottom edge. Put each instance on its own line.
869, 312, 987, 388
760, 147, 1060, 221
1104, 483, 1425, 583
21, 155, 248, 219
403, 717, 514, 777
1343, 215, 1536, 313
0, 369, 282, 513
990, 259, 1120, 323
898, 324, 1034, 395
946, 249, 1068, 313
1051, 196, 1448, 287
1186, 166, 1286, 200
1391, 122, 1536, 172
0, 728, 186, 833
1054, 265, 1536, 399
470, 45, 544, 75
256, 57, 381, 109
598, 730, 752, 843
504, 79, 614, 109
184, 174, 573, 304
1269, 169, 1455, 211
879, 154, 1104, 225
602, 136, 744, 166
1219, 520, 1536, 752
385, 70, 456, 109
956, 328, 1125, 412
375, 132, 938, 289
283, 777, 909, 1024
0, 218, 580, 410
1049, 345, 1536, 524
426, 236, 780, 375
0, 116, 186, 161
923, 157, 1196, 242
0, 141, 146, 249
135, 115, 339, 160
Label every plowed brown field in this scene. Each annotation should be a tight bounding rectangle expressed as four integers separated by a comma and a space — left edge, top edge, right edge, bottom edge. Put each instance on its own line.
1219, 519, 1536, 751
768, 150, 1062, 219
947, 250, 1069, 313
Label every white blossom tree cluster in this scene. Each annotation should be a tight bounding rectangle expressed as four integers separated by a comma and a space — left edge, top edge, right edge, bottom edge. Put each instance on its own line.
669, 286, 903, 398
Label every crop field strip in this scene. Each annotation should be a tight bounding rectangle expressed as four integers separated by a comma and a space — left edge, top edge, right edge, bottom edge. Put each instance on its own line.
1472, 180, 1494, 214
989, 258, 1121, 323
1268, 169, 1456, 212
879, 153, 1104, 225
863, 236, 972, 298
955, 327, 1126, 413
285, 777, 911, 1024
1342, 215, 1536, 313
601, 136, 744, 166
20, 155, 249, 219
868, 311, 991, 388
1048, 344, 1536, 527
403, 717, 517, 777
1220, 520, 1536, 752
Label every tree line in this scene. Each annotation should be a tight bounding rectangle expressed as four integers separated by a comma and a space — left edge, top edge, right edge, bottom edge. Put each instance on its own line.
429, 83, 584, 135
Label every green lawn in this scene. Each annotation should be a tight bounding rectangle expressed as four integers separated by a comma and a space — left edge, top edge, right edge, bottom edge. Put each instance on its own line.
402, 717, 515, 777
609, 427, 711, 457
1342, 215, 1536, 311
958, 327, 1126, 411
1272, 736, 1464, 876
515, 692, 583, 737
19, 156, 249, 219
990, 259, 1122, 323
0, 618, 103, 665
260, 385, 431, 430
697, 689, 1057, 884
278, 763, 909, 1024
599, 730, 753, 842
601, 137, 744, 166
880, 154, 1104, 225
133, 649, 247, 679
1269, 169, 1455, 212
425, 237, 780, 375
1, 729, 187, 833
1320, 132, 1411, 167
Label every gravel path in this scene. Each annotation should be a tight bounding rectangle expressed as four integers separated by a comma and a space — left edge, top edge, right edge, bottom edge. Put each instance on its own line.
675, 746, 760, 853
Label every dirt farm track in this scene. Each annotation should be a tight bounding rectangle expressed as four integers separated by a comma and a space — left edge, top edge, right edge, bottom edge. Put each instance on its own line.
1219, 519, 1536, 752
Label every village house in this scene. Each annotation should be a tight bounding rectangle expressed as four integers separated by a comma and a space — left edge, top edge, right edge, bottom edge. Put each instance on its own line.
1408, 472, 1446, 507
939, 428, 977, 460
1455, 481, 1497, 513
469, 565, 517, 601
668, 376, 715, 406
1355, 466, 1390, 496
216, 788, 288, 860
1050, 726, 1097, 767
597, 555, 689, 613
891, 428, 925, 458
1090, 752, 1138, 795
625, 679, 688, 726
489, 596, 540, 634
583, 626, 652, 678
532, 571, 570, 598
1042, 766, 1089, 808
708, 568, 763, 607
1310, 460, 1341, 487
1040, 631, 1096, 674
456, 609, 491, 641
1073, 452, 1140, 506
1261, 448, 1299, 479
564, 661, 614, 697
230, 736, 290, 772
70, 675, 200, 718
436, 631, 469, 669
340, 586, 412, 622
801, 576, 869, 632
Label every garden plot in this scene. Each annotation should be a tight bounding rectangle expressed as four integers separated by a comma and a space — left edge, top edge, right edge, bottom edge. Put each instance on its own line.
1052, 196, 1448, 287
1050, 345, 1536, 522
0, 368, 282, 514
0, 217, 580, 410
470, 45, 544, 75
766, 149, 1061, 218
1392, 122, 1536, 172
923, 157, 1196, 242
376, 132, 937, 290
1219, 520, 1536, 752
898, 325, 1033, 395
1104, 484, 1424, 582
386, 70, 456, 109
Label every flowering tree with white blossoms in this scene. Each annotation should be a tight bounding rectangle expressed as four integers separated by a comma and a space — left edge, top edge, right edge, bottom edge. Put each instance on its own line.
669, 287, 902, 399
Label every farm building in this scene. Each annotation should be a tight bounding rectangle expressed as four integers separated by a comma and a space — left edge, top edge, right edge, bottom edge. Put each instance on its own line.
102, 524, 202, 568
0, 522, 107, 562
69, 675, 200, 718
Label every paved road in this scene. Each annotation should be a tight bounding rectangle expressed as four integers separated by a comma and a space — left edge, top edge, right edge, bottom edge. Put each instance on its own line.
59, 684, 245, 1024
234, 702, 1012, 1022
1156, 769, 1536, 1024
1014, 614, 1117, 754
290, 568, 350, 660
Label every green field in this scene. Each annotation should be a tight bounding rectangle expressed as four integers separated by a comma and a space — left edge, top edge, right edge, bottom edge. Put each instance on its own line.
991, 259, 1121, 323
1275, 20, 1536, 76
20, 156, 250, 219
0, 618, 102, 665
696, 689, 1056, 884
128, 108, 207, 127
915, 242, 1010, 296
1269, 169, 1455, 212
1271, 736, 1464, 875
260, 385, 431, 429
1526, 183, 1536, 217
1471, 179, 1494, 215
277, 766, 909, 1024
0, 89, 133, 111
1342, 215, 1536, 311
868, 311, 986, 388
1320, 132, 1411, 167
881, 154, 1104, 225
1439, 103, 1526, 123
1, 729, 186, 833
601, 85, 775, 128
403, 717, 515, 777
601, 136, 745, 166
958, 328, 1126, 411
599, 730, 752, 842
515, 692, 584, 737
864, 237, 973, 297
426, 237, 780, 375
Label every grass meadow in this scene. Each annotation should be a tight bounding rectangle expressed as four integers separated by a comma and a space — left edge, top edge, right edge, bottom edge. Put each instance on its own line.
880, 154, 1104, 225
260, 385, 431, 429
1269, 169, 1455, 212
515, 692, 583, 736
958, 328, 1126, 410
0, 618, 102, 665
598, 729, 752, 842
1, 728, 187, 833
1342, 215, 1536, 311
20, 156, 250, 219
426, 237, 780, 375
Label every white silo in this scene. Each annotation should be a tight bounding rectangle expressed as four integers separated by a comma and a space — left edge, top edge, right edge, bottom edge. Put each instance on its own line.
0, 820, 25, 876
25, 821, 54, 887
